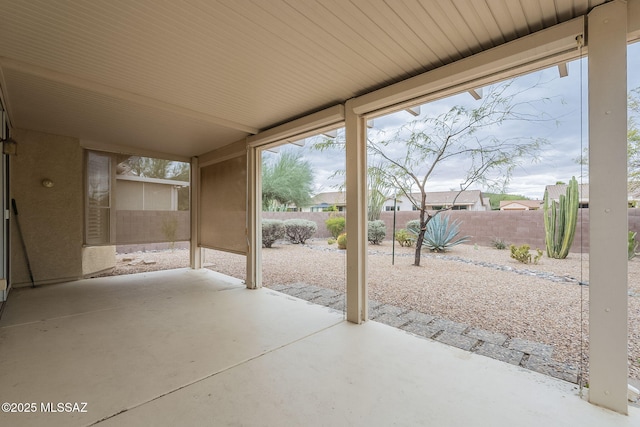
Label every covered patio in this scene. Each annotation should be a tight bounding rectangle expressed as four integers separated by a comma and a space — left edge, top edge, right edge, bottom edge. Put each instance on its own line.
1, 269, 636, 426
1, 0, 640, 422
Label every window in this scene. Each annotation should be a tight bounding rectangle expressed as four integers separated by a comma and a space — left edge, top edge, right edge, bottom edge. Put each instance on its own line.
85, 151, 113, 245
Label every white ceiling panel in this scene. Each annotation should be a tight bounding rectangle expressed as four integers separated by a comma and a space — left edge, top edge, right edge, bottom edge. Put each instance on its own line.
0, 0, 610, 157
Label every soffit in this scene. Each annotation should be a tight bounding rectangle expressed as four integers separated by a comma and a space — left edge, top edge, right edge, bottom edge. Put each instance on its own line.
0, 0, 607, 158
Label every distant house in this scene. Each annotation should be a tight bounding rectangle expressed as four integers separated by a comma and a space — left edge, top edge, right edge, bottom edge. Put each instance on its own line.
305, 191, 347, 212
544, 183, 590, 208
499, 200, 543, 211
385, 190, 489, 212
302, 189, 489, 213
116, 175, 189, 211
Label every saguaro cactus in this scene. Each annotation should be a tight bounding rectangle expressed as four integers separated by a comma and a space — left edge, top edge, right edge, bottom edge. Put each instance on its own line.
544, 176, 579, 259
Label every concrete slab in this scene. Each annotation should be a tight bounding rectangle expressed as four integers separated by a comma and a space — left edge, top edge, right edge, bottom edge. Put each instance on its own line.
0, 269, 637, 426
98, 321, 638, 427
0, 269, 342, 427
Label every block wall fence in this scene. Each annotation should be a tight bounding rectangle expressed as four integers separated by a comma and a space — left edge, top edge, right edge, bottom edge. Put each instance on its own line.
264, 209, 640, 253
114, 209, 640, 253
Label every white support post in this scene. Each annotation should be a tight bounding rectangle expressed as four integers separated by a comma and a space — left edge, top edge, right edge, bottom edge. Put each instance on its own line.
588, 0, 628, 415
189, 156, 202, 269
246, 145, 261, 289
345, 99, 367, 323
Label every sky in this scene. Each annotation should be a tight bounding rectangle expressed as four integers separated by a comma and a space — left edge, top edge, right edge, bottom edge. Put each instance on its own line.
264, 42, 640, 200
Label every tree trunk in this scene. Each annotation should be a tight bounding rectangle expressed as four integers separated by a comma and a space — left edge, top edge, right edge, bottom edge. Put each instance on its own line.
414, 209, 427, 266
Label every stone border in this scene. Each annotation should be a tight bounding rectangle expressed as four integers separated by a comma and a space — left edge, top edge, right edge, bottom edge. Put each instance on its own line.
268, 282, 581, 384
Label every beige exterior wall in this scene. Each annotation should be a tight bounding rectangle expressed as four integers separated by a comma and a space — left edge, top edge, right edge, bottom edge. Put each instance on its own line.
116, 180, 176, 211
116, 180, 144, 210
10, 129, 84, 286
143, 183, 173, 210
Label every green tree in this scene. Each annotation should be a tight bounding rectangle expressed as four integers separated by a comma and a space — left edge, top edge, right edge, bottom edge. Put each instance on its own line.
121, 156, 189, 181
485, 192, 531, 210
262, 150, 314, 211
367, 161, 392, 221
369, 80, 548, 266
310, 140, 393, 221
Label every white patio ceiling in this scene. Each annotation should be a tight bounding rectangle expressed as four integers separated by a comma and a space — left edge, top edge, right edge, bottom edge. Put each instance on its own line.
0, 0, 609, 158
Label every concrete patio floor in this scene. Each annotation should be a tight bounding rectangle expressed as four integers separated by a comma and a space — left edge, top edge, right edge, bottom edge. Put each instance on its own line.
0, 269, 636, 426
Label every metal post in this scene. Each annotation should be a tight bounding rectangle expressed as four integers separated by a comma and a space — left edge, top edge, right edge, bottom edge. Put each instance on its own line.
392, 195, 397, 265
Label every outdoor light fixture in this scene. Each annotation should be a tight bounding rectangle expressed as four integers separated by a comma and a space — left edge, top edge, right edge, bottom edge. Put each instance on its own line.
41, 178, 54, 188
2, 138, 17, 155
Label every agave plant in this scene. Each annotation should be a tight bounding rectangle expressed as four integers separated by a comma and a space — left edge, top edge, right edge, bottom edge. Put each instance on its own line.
407, 215, 470, 252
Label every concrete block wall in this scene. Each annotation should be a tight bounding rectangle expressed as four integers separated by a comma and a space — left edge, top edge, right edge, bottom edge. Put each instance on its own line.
263, 209, 640, 253
116, 210, 190, 244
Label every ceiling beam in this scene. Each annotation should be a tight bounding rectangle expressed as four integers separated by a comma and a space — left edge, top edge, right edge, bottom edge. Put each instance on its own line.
247, 104, 344, 147
557, 63, 569, 78
468, 88, 483, 100
0, 57, 259, 135
352, 17, 585, 117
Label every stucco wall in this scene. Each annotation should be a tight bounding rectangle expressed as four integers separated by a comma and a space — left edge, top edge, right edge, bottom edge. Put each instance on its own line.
10, 129, 84, 286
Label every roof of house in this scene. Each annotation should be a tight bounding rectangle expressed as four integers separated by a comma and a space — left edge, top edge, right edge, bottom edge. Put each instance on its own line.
500, 200, 543, 209
116, 175, 189, 187
410, 190, 484, 206
310, 191, 346, 207
544, 184, 589, 202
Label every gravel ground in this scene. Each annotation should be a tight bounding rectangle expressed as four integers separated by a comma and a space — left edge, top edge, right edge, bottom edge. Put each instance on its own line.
110, 240, 640, 382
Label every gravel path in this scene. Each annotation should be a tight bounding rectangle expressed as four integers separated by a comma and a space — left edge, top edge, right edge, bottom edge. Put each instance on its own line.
110, 240, 640, 382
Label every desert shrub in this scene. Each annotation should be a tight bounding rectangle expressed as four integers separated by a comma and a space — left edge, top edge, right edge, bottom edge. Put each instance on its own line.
337, 232, 347, 249
325, 216, 346, 239
629, 231, 639, 260
491, 237, 508, 250
284, 219, 317, 244
368, 220, 386, 245
406, 219, 421, 236
407, 216, 469, 252
510, 244, 543, 264
395, 229, 415, 247
327, 238, 336, 245
161, 216, 178, 251
262, 219, 285, 248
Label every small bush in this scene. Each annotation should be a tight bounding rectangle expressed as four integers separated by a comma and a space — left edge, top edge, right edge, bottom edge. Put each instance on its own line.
395, 229, 415, 247
629, 231, 638, 260
368, 220, 386, 245
262, 219, 285, 248
284, 219, 317, 244
337, 233, 347, 249
510, 244, 542, 264
325, 216, 346, 239
491, 237, 508, 250
406, 219, 421, 236
327, 238, 336, 245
